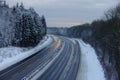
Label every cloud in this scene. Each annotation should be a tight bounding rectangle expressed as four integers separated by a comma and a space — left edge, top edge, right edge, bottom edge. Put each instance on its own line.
7, 0, 119, 27
47, 21, 83, 27
7, 0, 57, 7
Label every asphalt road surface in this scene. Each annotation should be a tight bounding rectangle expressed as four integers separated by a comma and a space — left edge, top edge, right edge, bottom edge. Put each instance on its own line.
0, 35, 81, 80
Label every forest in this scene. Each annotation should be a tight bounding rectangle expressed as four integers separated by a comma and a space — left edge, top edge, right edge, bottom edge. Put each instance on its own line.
0, 1, 47, 47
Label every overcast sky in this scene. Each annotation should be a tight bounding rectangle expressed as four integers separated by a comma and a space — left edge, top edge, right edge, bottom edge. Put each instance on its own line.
7, 0, 119, 27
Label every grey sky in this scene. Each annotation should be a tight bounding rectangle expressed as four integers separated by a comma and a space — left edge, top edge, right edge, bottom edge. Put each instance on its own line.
7, 0, 119, 27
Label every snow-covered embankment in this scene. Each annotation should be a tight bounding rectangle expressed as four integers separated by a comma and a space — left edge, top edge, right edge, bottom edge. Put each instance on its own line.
0, 35, 53, 71
76, 39, 106, 80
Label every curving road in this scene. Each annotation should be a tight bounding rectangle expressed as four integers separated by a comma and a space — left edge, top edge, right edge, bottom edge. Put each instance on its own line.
0, 35, 81, 80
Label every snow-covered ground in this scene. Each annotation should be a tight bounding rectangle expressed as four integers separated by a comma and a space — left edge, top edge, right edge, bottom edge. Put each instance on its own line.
76, 39, 106, 80
0, 35, 53, 71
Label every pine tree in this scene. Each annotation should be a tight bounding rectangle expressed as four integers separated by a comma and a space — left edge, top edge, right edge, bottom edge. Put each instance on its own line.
16, 3, 19, 8
41, 15, 47, 36
3, 0, 6, 6
20, 2, 24, 11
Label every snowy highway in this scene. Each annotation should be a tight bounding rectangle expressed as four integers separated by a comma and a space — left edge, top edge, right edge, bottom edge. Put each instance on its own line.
0, 35, 105, 80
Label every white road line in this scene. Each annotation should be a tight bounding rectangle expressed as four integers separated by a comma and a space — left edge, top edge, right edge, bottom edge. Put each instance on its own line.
25, 40, 65, 80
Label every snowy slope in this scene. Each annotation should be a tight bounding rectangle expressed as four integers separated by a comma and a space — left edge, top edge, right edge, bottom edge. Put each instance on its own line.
0, 35, 53, 71
76, 39, 106, 80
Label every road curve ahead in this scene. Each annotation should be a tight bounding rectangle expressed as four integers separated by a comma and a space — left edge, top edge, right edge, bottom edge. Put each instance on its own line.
0, 35, 81, 80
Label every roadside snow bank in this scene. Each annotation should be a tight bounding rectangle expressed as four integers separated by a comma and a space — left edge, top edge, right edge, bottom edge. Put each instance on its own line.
0, 35, 53, 71
76, 39, 106, 80
0, 47, 28, 63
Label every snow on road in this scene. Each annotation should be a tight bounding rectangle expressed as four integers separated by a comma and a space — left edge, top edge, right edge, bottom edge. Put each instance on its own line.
76, 39, 106, 80
0, 35, 53, 71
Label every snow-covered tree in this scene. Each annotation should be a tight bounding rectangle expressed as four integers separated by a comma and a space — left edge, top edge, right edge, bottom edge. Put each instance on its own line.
0, 0, 8, 7
0, 2, 47, 47
19, 2, 24, 11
